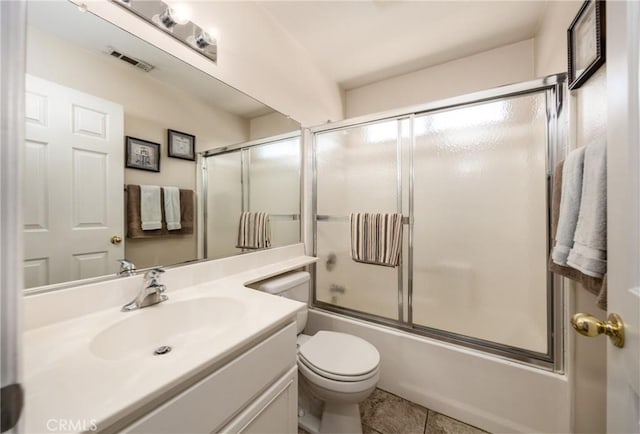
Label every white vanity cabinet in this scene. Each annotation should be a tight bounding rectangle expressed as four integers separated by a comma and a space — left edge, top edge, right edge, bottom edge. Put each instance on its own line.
124, 322, 298, 433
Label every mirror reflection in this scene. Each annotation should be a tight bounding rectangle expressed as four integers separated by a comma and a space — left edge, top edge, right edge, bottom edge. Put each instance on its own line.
204, 134, 301, 260
23, 0, 301, 291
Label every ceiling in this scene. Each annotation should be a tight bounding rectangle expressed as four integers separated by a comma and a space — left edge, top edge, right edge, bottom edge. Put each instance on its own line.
258, 1, 549, 90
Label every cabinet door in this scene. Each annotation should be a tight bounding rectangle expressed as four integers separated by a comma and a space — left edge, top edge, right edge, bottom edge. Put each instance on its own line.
235, 368, 298, 434
125, 324, 296, 433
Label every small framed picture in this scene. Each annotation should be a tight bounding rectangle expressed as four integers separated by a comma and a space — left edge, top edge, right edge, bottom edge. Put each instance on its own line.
168, 129, 196, 161
568, 0, 606, 90
125, 136, 160, 172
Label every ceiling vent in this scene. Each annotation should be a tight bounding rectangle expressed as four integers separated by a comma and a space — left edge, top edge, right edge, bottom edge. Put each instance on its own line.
108, 49, 155, 72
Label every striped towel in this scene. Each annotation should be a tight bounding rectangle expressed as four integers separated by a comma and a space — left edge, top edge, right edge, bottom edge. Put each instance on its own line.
350, 213, 403, 267
237, 212, 271, 249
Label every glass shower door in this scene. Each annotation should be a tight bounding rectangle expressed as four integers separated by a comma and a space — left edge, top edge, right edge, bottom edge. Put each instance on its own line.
248, 137, 301, 247
205, 151, 242, 259
411, 93, 549, 354
204, 135, 302, 259
315, 120, 404, 320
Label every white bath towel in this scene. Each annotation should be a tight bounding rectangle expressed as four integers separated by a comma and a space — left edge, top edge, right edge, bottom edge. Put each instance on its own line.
163, 186, 181, 231
140, 185, 162, 230
567, 141, 607, 278
551, 147, 586, 266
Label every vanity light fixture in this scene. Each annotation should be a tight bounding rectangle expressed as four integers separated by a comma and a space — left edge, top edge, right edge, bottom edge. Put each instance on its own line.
194, 30, 214, 49
158, 7, 179, 29
110, 0, 217, 63
157, 4, 191, 30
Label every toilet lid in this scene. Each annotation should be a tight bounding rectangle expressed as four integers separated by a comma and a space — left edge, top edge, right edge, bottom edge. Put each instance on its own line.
298, 331, 380, 378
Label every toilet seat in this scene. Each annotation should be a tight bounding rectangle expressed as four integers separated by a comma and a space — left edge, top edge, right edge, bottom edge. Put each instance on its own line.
297, 357, 380, 395
298, 354, 378, 382
297, 331, 380, 382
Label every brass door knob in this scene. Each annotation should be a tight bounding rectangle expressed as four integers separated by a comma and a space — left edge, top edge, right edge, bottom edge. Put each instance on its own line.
110, 235, 122, 245
571, 312, 625, 348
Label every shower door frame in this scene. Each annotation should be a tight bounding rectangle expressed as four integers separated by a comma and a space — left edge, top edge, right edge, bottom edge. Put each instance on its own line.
310, 74, 567, 371
200, 131, 303, 259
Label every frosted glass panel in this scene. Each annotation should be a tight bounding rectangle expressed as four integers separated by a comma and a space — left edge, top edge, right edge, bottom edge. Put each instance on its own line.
317, 121, 399, 215
248, 138, 301, 247
249, 139, 300, 214
315, 120, 400, 320
206, 137, 301, 258
412, 94, 548, 353
206, 151, 242, 259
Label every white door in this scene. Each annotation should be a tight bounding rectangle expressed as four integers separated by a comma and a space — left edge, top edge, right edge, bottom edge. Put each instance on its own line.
606, 2, 640, 432
24, 75, 124, 288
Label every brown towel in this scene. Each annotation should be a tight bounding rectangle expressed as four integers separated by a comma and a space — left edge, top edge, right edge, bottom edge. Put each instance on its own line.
549, 161, 607, 310
126, 185, 194, 238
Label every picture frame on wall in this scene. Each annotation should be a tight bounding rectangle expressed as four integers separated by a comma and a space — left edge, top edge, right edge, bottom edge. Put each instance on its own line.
568, 0, 606, 90
167, 129, 196, 161
125, 136, 160, 172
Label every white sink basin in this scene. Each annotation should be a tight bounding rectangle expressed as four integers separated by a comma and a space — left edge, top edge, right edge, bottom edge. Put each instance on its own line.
90, 297, 245, 361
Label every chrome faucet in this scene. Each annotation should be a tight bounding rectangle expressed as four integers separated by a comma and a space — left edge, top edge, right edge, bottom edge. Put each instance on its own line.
117, 259, 137, 277
121, 268, 168, 312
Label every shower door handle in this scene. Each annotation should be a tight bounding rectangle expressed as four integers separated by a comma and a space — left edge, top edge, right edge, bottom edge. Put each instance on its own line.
571, 312, 625, 348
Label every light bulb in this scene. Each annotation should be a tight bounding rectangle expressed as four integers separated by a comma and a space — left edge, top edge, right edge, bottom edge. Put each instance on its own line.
206, 27, 220, 40
159, 7, 190, 29
195, 31, 214, 49
168, 2, 191, 25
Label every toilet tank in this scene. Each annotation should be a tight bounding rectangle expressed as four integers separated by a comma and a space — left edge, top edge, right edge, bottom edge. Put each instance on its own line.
253, 271, 310, 333
256, 271, 310, 302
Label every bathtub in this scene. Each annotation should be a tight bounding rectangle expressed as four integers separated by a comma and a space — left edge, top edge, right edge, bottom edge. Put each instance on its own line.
305, 309, 571, 434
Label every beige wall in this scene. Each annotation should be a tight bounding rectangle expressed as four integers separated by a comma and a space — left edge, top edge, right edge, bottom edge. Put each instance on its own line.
534, 1, 607, 432
249, 112, 300, 140
344, 39, 535, 118
534, 1, 582, 78
26, 26, 250, 269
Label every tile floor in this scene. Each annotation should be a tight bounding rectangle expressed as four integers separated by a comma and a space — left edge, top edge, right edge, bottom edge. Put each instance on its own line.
300, 388, 489, 434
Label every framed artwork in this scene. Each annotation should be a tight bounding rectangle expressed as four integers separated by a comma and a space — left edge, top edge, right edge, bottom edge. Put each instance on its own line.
168, 129, 196, 161
568, 0, 606, 90
125, 136, 160, 172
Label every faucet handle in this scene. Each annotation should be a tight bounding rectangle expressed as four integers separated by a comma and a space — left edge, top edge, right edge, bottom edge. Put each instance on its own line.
117, 259, 136, 276
144, 268, 165, 281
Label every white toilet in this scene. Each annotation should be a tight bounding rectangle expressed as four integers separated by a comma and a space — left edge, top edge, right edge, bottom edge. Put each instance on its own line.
255, 271, 380, 434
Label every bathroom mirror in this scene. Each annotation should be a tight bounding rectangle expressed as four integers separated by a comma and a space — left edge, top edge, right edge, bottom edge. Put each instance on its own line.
23, 0, 301, 292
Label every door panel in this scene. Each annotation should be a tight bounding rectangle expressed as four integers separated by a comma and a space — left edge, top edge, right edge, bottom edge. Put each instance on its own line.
606, 2, 640, 432
23, 140, 48, 230
205, 151, 243, 260
71, 252, 109, 281
24, 75, 124, 288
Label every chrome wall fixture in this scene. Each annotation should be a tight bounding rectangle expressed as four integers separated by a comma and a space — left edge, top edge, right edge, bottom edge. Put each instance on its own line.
111, 0, 217, 63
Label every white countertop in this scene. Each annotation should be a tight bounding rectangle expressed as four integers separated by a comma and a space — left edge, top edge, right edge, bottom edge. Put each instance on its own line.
23, 252, 316, 433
